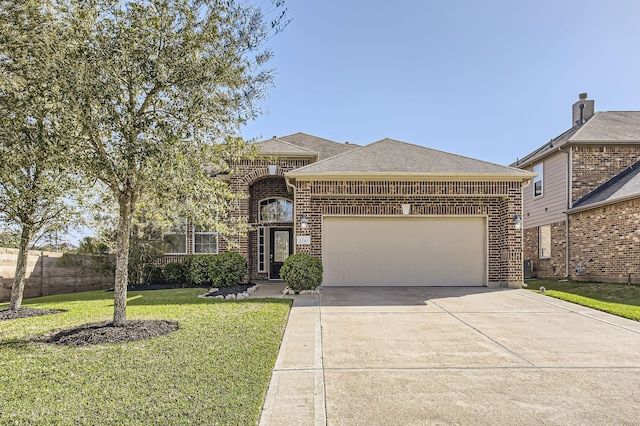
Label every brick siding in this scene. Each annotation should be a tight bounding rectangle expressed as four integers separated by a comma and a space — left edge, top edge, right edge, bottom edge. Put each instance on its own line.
523, 221, 566, 278
569, 199, 640, 283
294, 180, 524, 286
229, 158, 309, 280
571, 145, 640, 203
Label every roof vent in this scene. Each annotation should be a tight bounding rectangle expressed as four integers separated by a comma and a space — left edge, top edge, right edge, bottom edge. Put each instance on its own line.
572, 93, 595, 127
272, 135, 277, 139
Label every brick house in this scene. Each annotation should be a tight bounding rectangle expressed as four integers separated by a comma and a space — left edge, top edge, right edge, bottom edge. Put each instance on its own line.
167, 132, 535, 287
512, 94, 640, 283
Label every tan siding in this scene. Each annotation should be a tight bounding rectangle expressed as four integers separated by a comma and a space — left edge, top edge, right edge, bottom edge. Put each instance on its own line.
522, 151, 568, 229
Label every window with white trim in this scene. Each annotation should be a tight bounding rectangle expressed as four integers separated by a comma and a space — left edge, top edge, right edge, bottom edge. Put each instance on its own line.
259, 198, 293, 222
539, 225, 551, 258
533, 163, 543, 197
258, 227, 266, 272
164, 219, 188, 254
193, 225, 218, 254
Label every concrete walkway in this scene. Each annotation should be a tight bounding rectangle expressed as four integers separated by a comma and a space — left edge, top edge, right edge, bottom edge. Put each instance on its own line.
258, 286, 640, 425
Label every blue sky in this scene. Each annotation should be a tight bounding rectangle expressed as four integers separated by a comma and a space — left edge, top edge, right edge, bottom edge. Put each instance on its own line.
242, 0, 640, 166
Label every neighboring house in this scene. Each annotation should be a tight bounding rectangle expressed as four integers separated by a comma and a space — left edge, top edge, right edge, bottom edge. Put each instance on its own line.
166, 132, 534, 287
512, 94, 640, 283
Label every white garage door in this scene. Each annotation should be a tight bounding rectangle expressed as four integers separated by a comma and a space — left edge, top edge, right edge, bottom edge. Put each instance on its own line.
322, 216, 487, 286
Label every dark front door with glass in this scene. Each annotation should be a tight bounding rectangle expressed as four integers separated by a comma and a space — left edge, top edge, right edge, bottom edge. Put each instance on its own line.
270, 228, 293, 279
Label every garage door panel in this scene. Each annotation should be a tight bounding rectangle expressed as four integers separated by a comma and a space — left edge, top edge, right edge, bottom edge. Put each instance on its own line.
322, 216, 486, 287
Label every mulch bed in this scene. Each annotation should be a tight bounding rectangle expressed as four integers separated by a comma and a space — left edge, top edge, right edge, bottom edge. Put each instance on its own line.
0, 308, 65, 321
43, 320, 179, 346
202, 283, 253, 297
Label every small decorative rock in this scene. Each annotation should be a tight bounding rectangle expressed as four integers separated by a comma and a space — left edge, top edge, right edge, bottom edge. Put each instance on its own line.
236, 293, 246, 300
539, 286, 546, 293
209, 288, 219, 293
225, 294, 236, 300
240, 292, 250, 298
215, 295, 224, 299
283, 286, 320, 295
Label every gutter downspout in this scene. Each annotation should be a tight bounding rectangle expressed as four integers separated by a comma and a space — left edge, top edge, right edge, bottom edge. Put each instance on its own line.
566, 147, 572, 278
285, 176, 298, 254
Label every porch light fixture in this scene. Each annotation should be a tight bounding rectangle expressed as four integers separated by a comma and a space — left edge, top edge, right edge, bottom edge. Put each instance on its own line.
300, 214, 308, 229
268, 164, 277, 175
513, 214, 522, 231
401, 204, 411, 215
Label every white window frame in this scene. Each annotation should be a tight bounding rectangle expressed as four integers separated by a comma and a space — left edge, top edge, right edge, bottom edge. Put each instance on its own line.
538, 225, 551, 259
193, 225, 218, 254
257, 227, 266, 272
258, 197, 293, 222
164, 218, 188, 255
533, 163, 543, 198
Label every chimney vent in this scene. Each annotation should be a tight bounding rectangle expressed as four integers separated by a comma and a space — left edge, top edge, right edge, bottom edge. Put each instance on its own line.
572, 93, 595, 127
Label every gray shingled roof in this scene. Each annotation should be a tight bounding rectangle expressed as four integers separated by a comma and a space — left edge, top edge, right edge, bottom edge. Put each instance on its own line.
570, 160, 640, 211
513, 112, 640, 167
278, 132, 358, 160
287, 138, 535, 179
572, 112, 640, 142
255, 138, 317, 157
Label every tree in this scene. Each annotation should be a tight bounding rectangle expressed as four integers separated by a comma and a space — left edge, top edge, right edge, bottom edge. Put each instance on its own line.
0, 0, 86, 311
61, 0, 287, 325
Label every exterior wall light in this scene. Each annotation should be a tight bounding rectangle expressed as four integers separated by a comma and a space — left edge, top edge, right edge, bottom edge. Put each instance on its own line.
401, 204, 411, 215
513, 214, 522, 231
300, 214, 308, 229
268, 164, 277, 175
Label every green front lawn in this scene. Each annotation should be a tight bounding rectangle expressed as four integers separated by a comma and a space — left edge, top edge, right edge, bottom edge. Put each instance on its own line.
0, 289, 292, 425
526, 279, 640, 321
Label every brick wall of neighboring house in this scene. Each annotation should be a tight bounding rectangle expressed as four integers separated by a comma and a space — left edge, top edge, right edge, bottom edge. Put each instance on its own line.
293, 180, 524, 286
571, 145, 640, 203
523, 221, 566, 278
569, 198, 640, 283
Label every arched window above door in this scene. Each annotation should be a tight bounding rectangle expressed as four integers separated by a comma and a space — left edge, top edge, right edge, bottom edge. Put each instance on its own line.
259, 198, 293, 222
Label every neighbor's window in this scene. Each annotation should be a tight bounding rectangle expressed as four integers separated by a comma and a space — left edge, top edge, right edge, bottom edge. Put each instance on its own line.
259, 198, 293, 222
533, 163, 543, 197
539, 225, 551, 258
164, 219, 188, 254
193, 225, 218, 254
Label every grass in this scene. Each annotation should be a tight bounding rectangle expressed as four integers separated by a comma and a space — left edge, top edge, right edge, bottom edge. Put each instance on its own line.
0, 289, 292, 425
526, 279, 640, 321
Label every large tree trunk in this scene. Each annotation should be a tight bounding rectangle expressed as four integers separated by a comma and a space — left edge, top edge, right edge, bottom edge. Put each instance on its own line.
113, 196, 133, 326
9, 225, 33, 311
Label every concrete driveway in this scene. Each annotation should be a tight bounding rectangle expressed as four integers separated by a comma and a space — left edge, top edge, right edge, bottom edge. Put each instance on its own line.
259, 287, 640, 425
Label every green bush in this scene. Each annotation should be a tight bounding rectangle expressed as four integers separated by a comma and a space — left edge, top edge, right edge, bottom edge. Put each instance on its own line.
164, 262, 186, 285
279, 254, 323, 291
209, 252, 247, 287
187, 255, 215, 286
145, 265, 166, 284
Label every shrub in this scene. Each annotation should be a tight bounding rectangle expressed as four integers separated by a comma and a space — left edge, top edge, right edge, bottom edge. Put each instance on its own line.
209, 252, 247, 288
187, 255, 215, 286
164, 262, 186, 285
145, 265, 166, 285
279, 254, 323, 291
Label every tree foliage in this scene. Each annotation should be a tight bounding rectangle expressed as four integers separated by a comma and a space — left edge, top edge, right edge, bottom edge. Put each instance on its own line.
0, 0, 87, 310
58, 0, 287, 324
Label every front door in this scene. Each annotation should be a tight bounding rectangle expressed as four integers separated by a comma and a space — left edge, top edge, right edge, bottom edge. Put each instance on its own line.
270, 228, 293, 279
